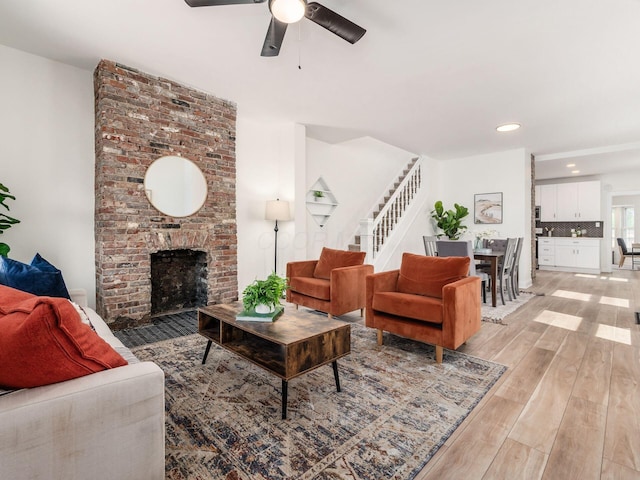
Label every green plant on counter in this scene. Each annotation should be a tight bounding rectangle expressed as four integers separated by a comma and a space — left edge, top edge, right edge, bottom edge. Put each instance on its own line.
0, 183, 20, 257
430, 200, 469, 240
242, 272, 288, 311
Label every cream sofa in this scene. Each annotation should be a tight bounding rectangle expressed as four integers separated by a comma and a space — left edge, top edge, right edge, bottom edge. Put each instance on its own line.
0, 297, 166, 480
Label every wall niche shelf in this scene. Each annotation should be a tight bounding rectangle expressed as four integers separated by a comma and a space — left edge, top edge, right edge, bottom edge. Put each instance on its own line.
306, 177, 338, 227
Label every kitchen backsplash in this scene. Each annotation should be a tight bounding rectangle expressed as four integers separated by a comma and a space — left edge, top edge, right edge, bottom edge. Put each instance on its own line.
536, 220, 604, 238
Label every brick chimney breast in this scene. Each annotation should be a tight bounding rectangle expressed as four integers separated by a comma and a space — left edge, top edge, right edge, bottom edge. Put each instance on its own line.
94, 60, 238, 326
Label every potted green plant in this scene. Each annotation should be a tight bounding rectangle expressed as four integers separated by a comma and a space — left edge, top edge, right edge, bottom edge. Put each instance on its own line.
430, 200, 469, 240
0, 183, 20, 257
313, 190, 324, 201
242, 272, 288, 314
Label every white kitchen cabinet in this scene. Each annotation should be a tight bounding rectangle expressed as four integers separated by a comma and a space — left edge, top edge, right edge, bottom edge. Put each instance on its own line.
540, 184, 557, 221
576, 181, 601, 220
535, 185, 541, 207
537, 181, 601, 222
540, 238, 600, 272
555, 181, 601, 221
538, 237, 555, 266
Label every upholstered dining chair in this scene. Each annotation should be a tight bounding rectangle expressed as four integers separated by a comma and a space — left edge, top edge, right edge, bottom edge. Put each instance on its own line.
616, 238, 640, 267
436, 240, 490, 304
286, 247, 373, 318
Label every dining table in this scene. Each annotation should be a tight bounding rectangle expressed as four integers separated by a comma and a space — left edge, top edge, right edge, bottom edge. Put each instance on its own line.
473, 251, 504, 307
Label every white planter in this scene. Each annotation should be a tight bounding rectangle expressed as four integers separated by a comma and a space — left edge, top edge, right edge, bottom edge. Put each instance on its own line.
255, 303, 275, 314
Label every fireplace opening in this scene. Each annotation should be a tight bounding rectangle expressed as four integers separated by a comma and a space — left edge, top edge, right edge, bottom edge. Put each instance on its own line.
150, 249, 207, 315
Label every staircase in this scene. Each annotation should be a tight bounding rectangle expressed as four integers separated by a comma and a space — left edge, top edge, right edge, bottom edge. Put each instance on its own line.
348, 157, 423, 258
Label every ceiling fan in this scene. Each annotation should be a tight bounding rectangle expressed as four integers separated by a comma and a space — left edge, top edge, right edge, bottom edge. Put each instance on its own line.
184, 0, 366, 57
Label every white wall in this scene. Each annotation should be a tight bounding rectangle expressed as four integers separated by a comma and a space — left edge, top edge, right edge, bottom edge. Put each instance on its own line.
305, 136, 415, 259
439, 148, 533, 288
235, 118, 302, 292
0, 45, 96, 305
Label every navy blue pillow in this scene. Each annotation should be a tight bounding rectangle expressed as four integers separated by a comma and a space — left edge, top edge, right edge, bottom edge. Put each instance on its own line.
0, 254, 71, 299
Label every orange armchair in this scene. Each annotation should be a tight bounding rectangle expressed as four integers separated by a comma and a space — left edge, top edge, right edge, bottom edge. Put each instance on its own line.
287, 247, 373, 318
366, 253, 481, 363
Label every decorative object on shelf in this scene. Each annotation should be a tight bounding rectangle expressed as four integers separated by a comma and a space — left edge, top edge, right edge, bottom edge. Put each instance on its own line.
0, 183, 20, 257
430, 200, 469, 240
545, 226, 554, 237
265, 198, 291, 273
474, 192, 503, 224
306, 177, 338, 227
238, 272, 288, 322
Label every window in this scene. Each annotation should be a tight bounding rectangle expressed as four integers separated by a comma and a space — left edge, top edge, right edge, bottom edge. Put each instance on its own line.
612, 206, 635, 248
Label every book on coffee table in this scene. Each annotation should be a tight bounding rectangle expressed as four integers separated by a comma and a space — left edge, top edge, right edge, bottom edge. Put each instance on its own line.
235, 305, 284, 322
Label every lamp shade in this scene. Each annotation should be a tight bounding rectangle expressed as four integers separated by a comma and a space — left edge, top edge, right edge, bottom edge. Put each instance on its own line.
265, 199, 291, 221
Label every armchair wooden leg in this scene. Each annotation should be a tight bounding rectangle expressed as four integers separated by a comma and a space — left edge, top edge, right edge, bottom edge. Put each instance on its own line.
328, 313, 332, 319
360, 308, 364, 317
377, 329, 383, 345
295, 304, 299, 310
435, 345, 443, 364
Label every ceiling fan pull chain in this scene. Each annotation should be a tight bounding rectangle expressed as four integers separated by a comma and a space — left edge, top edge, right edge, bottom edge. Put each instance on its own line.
298, 22, 302, 70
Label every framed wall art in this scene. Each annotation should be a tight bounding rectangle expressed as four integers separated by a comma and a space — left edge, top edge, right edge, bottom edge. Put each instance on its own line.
474, 192, 503, 224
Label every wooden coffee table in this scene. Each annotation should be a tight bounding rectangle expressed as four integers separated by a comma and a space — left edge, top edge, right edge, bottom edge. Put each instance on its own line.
198, 303, 351, 419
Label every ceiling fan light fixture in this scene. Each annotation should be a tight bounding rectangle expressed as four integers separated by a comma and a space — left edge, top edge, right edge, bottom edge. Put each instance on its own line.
269, 0, 306, 23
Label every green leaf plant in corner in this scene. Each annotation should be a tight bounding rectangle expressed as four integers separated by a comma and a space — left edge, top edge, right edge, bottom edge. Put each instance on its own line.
430, 200, 469, 240
242, 272, 288, 313
0, 183, 20, 257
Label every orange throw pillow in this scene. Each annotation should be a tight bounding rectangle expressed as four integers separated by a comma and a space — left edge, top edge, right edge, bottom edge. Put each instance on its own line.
397, 253, 469, 298
0, 285, 127, 389
313, 247, 366, 280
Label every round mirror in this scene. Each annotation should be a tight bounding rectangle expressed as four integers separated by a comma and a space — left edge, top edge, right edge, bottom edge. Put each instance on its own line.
144, 156, 207, 217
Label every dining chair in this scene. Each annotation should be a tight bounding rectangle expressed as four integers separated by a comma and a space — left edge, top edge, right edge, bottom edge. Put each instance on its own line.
498, 238, 519, 304
616, 238, 640, 267
511, 237, 524, 297
436, 240, 489, 303
423, 236, 438, 256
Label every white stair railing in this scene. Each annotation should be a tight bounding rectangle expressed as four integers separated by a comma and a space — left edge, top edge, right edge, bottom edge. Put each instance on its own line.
360, 158, 423, 259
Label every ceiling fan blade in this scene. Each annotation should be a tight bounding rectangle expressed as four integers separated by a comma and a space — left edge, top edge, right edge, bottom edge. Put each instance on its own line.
184, 0, 266, 7
305, 2, 366, 44
261, 16, 288, 57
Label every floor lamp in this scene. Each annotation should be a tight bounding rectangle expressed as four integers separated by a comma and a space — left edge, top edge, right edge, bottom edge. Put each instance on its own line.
265, 199, 291, 273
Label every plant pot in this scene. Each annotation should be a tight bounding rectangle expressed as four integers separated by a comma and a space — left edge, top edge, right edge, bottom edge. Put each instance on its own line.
255, 303, 275, 314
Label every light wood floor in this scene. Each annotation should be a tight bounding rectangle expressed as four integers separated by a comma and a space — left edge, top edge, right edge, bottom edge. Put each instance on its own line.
415, 268, 640, 480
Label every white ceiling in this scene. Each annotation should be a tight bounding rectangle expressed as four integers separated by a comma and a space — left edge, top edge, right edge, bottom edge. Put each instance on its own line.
1, 0, 639, 180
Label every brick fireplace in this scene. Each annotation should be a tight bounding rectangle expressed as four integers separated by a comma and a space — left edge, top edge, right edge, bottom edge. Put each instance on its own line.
94, 60, 238, 326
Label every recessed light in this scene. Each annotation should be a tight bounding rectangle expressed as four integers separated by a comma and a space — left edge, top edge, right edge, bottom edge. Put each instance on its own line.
571, 170, 580, 174
566, 163, 576, 168
496, 123, 521, 132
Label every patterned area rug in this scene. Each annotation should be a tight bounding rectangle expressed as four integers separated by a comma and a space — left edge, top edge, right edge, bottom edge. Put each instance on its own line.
133, 316, 506, 480
481, 292, 536, 325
